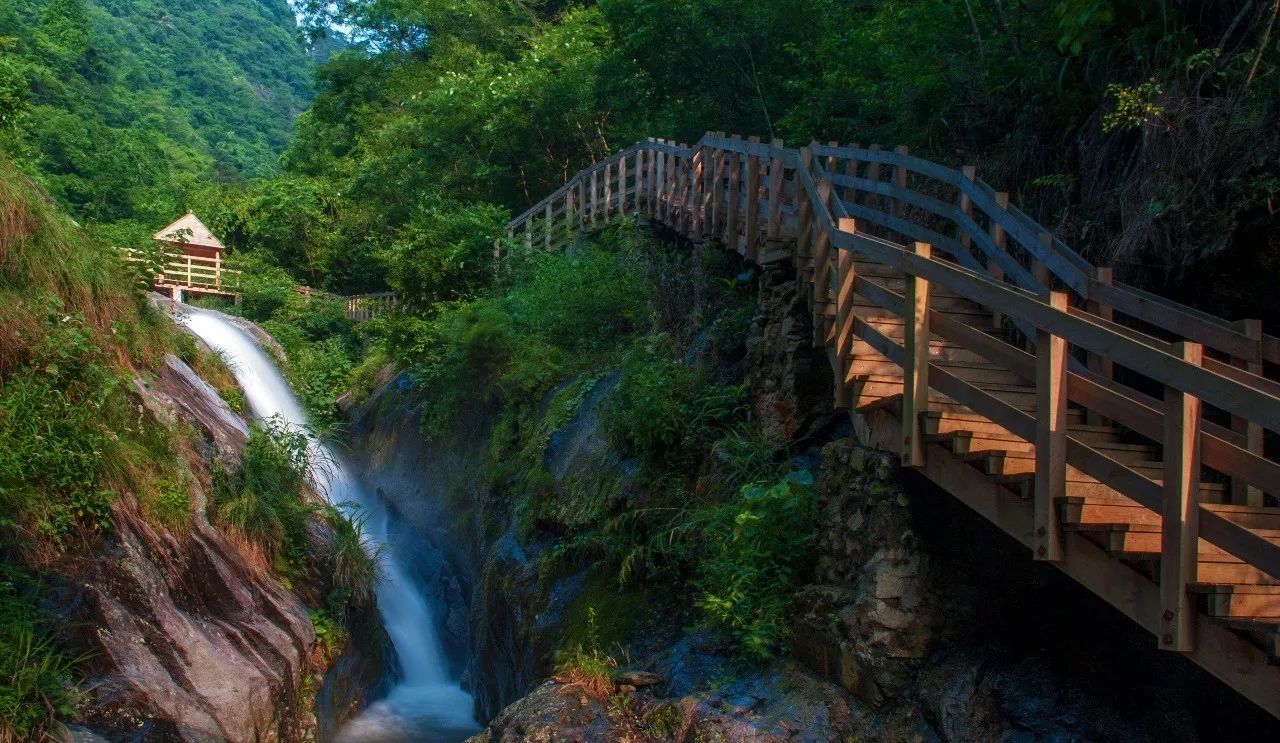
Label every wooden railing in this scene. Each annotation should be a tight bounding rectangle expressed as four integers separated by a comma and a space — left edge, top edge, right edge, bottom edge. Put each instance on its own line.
121, 247, 395, 322
121, 246, 240, 295
505, 133, 1280, 712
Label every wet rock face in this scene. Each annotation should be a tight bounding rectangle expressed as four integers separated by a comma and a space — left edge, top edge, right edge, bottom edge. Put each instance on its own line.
745, 261, 833, 448
70, 353, 318, 743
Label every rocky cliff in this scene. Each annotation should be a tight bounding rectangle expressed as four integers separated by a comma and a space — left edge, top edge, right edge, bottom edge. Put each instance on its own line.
346, 253, 1280, 741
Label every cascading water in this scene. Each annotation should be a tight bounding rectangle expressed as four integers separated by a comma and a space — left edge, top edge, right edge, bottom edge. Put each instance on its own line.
180, 307, 481, 742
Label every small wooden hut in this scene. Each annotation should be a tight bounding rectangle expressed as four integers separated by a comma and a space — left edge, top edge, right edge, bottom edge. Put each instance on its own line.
154, 212, 226, 260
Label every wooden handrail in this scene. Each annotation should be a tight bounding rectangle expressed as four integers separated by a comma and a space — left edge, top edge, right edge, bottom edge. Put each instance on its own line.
508, 133, 1264, 365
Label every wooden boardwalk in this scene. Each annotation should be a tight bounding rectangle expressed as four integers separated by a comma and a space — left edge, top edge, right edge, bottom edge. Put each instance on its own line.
505, 133, 1280, 718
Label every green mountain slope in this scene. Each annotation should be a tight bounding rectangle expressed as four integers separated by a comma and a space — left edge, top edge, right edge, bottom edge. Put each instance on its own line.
0, 0, 312, 236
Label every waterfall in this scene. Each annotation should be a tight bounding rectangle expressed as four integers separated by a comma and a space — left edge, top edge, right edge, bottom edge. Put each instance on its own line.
180, 308, 480, 743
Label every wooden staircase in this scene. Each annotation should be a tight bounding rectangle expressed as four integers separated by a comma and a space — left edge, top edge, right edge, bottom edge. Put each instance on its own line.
504, 133, 1280, 717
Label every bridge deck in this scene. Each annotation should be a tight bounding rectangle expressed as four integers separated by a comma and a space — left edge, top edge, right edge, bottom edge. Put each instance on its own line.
505, 134, 1280, 718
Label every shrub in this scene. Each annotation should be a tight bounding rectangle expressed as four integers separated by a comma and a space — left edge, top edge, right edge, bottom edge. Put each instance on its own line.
0, 562, 81, 742
554, 606, 617, 699
212, 418, 315, 574
697, 470, 817, 658
0, 306, 119, 549
384, 198, 509, 310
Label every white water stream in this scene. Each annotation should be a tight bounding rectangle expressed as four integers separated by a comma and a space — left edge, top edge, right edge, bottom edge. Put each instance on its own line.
180, 307, 480, 742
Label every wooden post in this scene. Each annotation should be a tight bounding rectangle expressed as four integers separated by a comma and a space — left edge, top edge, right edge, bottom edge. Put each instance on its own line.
186, 255, 192, 286
590, 168, 600, 228
834, 217, 858, 408
1231, 319, 1264, 506
765, 138, 785, 240
544, 203, 552, 250
634, 150, 644, 213
663, 146, 675, 224
564, 191, 574, 245
843, 145, 860, 205
866, 144, 882, 214
794, 147, 814, 270
618, 154, 627, 215
604, 162, 613, 221
690, 148, 705, 238
1035, 232, 1053, 290
1161, 341, 1203, 652
1085, 267, 1115, 425
647, 142, 658, 215
214, 251, 221, 289
725, 135, 743, 253
710, 144, 726, 235
901, 241, 932, 468
745, 135, 762, 261
1034, 291, 1069, 563
957, 166, 976, 258
674, 145, 689, 231
811, 179, 834, 342
524, 220, 532, 252
893, 145, 909, 218
988, 192, 1010, 331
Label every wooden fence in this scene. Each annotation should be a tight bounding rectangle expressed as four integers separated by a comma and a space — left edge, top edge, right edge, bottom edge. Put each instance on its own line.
505, 132, 1280, 717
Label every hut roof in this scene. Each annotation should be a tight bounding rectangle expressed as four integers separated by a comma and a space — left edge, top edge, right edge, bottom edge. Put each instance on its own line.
154, 212, 225, 250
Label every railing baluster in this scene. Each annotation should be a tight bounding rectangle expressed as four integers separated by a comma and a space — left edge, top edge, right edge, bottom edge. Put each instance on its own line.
893, 145, 909, 219
794, 147, 814, 271
604, 161, 613, 221
901, 241, 932, 468
765, 138, 785, 240
1085, 266, 1115, 425
590, 167, 600, 228
835, 218, 858, 408
745, 135, 762, 261
710, 138, 726, 235
1231, 318, 1264, 506
618, 154, 628, 217
544, 203, 552, 251
811, 179, 833, 344
1034, 291, 1069, 562
725, 135, 742, 253
988, 191, 1010, 331
866, 144, 882, 215
1161, 340, 1203, 652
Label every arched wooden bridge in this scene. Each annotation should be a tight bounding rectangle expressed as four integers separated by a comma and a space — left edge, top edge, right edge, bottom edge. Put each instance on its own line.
504, 133, 1280, 718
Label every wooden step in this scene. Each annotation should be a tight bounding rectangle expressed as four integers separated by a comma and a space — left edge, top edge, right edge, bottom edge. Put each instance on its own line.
1060, 498, 1277, 531
979, 449, 1162, 479
1192, 584, 1280, 620
1103, 527, 1280, 560
1221, 620, 1280, 663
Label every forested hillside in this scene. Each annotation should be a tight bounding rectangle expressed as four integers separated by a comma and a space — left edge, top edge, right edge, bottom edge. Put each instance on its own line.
275, 0, 1278, 321
0, 0, 312, 246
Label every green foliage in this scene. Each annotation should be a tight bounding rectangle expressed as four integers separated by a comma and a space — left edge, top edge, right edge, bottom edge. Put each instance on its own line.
385, 198, 508, 310
1102, 80, 1165, 132
308, 607, 348, 662
0, 308, 118, 547
697, 470, 817, 657
0, 561, 82, 742
0, 0, 313, 235
605, 344, 746, 468
213, 418, 315, 573
212, 419, 381, 610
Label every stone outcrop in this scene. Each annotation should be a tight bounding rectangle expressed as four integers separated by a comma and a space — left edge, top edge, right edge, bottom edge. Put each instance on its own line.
65, 353, 321, 742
